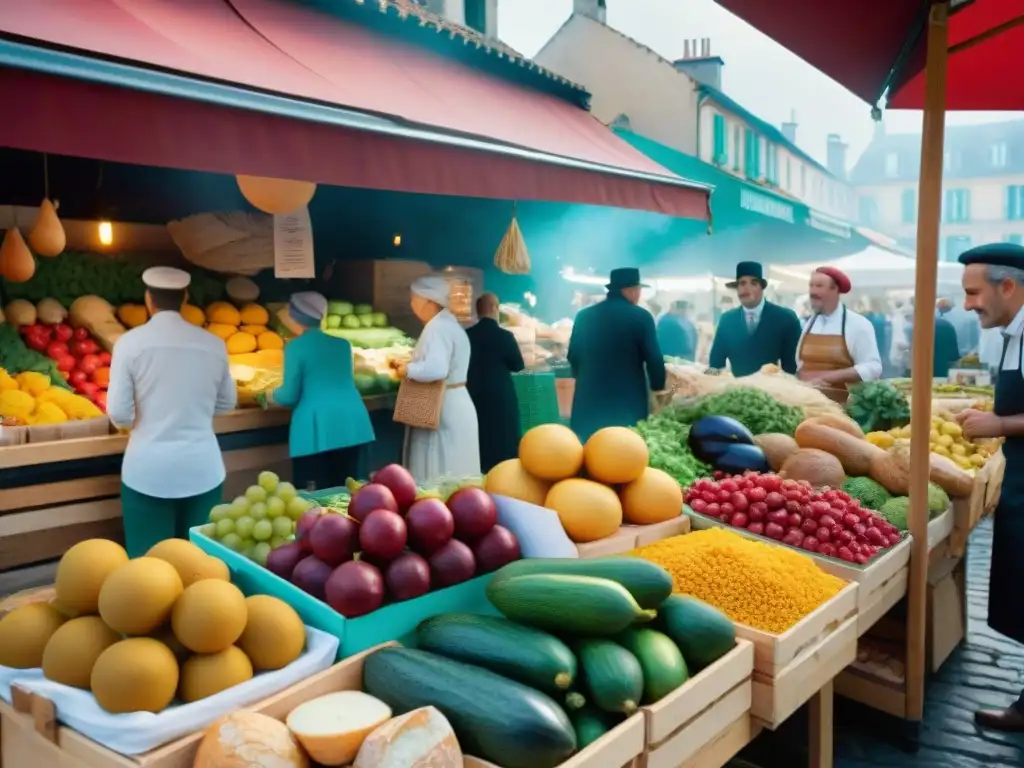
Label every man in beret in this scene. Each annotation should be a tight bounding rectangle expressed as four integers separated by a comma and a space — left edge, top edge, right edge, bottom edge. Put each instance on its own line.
708, 261, 802, 376
106, 267, 238, 557
954, 242, 1024, 731
796, 266, 882, 402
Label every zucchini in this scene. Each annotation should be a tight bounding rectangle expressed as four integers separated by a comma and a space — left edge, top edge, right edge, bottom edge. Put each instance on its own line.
363, 646, 576, 768
615, 627, 688, 702
492, 556, 673, 609
657, 595, 736, 670
487, 574, 656, 636
576, 639, 644, 715
416, 613, 577, 693
570, 706, 620, 749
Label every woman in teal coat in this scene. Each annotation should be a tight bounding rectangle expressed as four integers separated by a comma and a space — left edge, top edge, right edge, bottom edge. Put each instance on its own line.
268, 292, 375, 490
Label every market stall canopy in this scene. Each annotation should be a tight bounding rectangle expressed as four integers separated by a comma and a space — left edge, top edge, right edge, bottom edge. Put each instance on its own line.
0, 0, 709, 220
768, 247, 965, 292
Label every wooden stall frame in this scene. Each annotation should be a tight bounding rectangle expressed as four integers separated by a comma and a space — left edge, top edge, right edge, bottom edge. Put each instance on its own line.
575, 516, 690, 559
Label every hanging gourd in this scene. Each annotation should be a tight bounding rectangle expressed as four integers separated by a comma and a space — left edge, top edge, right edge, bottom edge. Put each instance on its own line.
236, 175, 316, 215
0, 227, 36, 283
493, 206, 531, 275
27, 198, 66, 257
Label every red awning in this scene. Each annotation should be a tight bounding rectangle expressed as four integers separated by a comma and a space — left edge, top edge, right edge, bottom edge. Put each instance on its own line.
0, 0, 709, 219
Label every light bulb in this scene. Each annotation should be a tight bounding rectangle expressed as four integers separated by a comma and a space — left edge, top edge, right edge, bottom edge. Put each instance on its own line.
393, 234, 402, 247
98, 221, 113, 246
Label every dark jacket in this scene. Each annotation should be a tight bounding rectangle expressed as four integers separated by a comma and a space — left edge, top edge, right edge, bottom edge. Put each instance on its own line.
708, 301, 802, 377
932, 317, 962, 378
466, 317, 525, 473
657, 313, 698, 360
568, 294, 666, 442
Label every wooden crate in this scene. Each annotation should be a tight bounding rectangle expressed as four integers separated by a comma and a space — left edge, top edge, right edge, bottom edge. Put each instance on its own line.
734, 582, 858, 728
639, 640, 754, 768
951, 450, 1003, 557
576, 516, 690, 559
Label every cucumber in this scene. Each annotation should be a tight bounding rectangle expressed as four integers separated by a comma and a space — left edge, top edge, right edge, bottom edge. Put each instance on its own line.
614, 627, 689, 702
487, 574, 656, 636
576, 639, 644, 715
416, 613, 577, 693
657, 595, 736, 670
363, 647, 575, 768
570, 706, 620, 749
492, 557, 673, 609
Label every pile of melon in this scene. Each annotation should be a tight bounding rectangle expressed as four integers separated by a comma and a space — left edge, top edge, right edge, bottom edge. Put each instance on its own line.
0, 538, 306, 714
485, 424, 684, 543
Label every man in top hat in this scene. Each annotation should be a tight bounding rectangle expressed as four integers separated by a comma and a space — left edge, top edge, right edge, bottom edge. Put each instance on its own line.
796, 266, 882, 402
952, 242, 1024, 731
708, 261, 802, 377
106, 266, 238, 557
568, 267, 666, 442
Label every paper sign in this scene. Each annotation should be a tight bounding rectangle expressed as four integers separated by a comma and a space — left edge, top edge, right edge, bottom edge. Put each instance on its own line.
273, 207, 315, 279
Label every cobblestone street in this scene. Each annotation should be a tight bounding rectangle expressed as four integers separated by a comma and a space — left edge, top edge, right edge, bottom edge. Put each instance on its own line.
736, 517, 1024, 768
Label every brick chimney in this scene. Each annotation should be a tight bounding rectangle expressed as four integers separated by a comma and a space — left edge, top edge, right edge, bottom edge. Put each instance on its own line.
781, 110, 797, 144
574, 0, 607, 23
672, 38, 724, 91
826, 134, 848, 179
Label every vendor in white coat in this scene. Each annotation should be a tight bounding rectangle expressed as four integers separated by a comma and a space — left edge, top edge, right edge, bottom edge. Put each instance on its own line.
797, 266, 883, 403
402, 274, 481, 487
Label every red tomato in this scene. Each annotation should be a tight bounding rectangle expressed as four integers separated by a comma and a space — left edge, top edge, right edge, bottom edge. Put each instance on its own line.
748, 501, 768, 522
747, 486, 767, 503
55, 354, 77, 373
45, 341, 69, 360
76, 381, 99, 399
94, 390, 108, 411
690, 499, 708, 513
747, 522, 765, 535
730, 492, 749, 512
73, 327, 90, 341
720, 479, 738, 493
68, 370, 89, 386
78, 354, 102, 376
704, 503, 721, 517
97, 351, 112, 366
719, 502, 734, 517
53, 323, 73, 342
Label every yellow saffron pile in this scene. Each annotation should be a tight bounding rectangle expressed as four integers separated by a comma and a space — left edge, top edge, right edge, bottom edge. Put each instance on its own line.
632, 528, 846, 634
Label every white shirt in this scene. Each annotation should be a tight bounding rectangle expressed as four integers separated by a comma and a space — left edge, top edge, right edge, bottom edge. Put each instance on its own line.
798, 304, 883, 383
741, 298, 766, 329
980, 326, 1006, 372
107, 311, 237, 498
998, 304, 1024, 374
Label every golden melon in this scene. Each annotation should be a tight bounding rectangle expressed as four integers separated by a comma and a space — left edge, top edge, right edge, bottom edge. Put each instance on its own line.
0, 602, 66, 668
484, 458, 551, 506
179, 646, 254, 703
583, 427, 649, 484
146, 539, 229, 587
91, 638, 180, 714
620, 468, 684, 526
238, 595, 305, 671
54, 538, 129, 617
172, 579, 247, 654
98, 557, 183, 635
150, 624, 189, 661
518, 424, 584, 481
239, 303, 270, 326
180, 304, 206, 327
42, 616, 121, 688
194, 711, 309, 768
545, 478, 622, 543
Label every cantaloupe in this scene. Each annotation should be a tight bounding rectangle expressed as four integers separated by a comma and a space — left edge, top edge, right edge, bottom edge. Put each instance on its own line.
54, 538, 130, 617
42, 616, 121, 688
545, 478, 622, 543
620, 468, 683, 525
179, 645, 254, 703
172, 579, 248, 653
583, 427, 649, 484
0, 602, 66, 668
147, 539, 229, 587
194, 711, 309, 768
98, 557, 183, 635
484, 458, 551, 506
286, 691, 392, 767
518, 424, 584, 481
90, 638, 180, 714
237, 595, 305, 671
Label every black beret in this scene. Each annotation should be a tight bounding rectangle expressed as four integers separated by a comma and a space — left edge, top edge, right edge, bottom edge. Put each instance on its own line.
958, 242, 1024, 267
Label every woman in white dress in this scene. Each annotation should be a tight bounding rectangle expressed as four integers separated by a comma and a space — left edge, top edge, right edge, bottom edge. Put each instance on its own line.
403, 274, 481, 487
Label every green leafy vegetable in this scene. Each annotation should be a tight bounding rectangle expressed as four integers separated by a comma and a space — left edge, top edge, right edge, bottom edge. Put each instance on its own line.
845, 381, 910, 432
633, 413, 710, 488
0, 323, 72, 388
673, 387, 803, 437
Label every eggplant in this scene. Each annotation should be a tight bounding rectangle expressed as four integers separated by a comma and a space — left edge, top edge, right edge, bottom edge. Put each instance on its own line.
714, 444, 770, 475
687, 416, 754, 463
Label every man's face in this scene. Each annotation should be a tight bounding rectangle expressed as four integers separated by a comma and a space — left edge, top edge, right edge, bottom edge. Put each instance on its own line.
963, 264, 1016, 328
808, 273, 837, 313
623, 286, 642, 305
735, 276, 764, 309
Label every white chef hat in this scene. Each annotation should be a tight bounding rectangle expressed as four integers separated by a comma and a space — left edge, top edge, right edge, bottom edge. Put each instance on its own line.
410, 274, 450, 308
142, 266, 191, 290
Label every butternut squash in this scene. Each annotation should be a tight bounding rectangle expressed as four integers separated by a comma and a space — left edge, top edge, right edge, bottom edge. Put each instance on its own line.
868, 451, 910, 496
779, 448, 846, 488
0, 228, 35, 283
69, 296, 125, 352
929, 453, 974, 498
794, 421, 886, 476
801, 414, 865, 439
27, 199, 65, 257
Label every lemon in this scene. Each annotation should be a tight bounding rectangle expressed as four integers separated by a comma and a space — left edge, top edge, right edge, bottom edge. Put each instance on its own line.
970, 454, 987, 467
933, 445, 952, 457
929, 430, 941, 442
940, 421, 963, 438
937, 434, 954, 448
950, 443, 967, 456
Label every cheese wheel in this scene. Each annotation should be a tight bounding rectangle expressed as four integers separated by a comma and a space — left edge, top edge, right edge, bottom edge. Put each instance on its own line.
354, 706, 462, 768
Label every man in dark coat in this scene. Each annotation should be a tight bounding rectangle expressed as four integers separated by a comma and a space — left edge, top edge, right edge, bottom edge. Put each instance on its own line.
657, 300, 698, 360
466, 293, 525, 473
568, 268, 666, 442
708, 261, 802, 376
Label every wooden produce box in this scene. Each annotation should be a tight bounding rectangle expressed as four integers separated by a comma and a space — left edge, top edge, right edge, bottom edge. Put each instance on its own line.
639, 640, 754, 768
951, 450, 1004, 557
576, 517, 690, 559
734, 582, 858, 729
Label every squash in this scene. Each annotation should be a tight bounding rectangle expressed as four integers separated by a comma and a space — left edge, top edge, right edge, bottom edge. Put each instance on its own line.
545, 478, 622, 543
620, 467, 683, 525
206, 323, 237, 341
27, 199, 65, 257
753, 433, 800, 471
802, 414, 865, 439
206, 302, 241, 326
117, 304, 149, 329
0, 227, 35, 283
229, 349, 284, 368
226, 331, 258, 354
257, 330, 285, 350
239, 303, 270, 326
929, 453, 974, 498
69, 296, 126, 352
36, 298, 67, 325
794, 421, 886, 476
868, 451, 911, 496
575, 639, 643, 715
240, 324, 268, 336
779, 448, 845, 488
180, 304, 206, 327
4, 299, 37, 326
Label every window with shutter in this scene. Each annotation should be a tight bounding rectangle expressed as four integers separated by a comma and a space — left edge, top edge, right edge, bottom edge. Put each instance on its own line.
732, 126, 741, 170
712, 114, 726, 166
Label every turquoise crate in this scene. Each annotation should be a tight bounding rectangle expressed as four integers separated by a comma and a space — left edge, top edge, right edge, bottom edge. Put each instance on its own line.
512, 371, 560, 432
190, 527, 497, 660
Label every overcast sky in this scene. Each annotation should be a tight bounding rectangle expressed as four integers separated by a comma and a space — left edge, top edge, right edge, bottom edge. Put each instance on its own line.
498, 0, 1022, 169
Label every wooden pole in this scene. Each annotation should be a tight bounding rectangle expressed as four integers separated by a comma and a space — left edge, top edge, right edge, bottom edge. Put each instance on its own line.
906, 0, 949, 726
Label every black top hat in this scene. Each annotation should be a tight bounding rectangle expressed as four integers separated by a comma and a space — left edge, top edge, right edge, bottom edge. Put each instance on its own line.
607, 267, 648, 290
726, 261, 767, 289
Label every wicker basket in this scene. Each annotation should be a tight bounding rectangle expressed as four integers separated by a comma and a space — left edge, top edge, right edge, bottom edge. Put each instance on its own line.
393, 378, 446, 430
